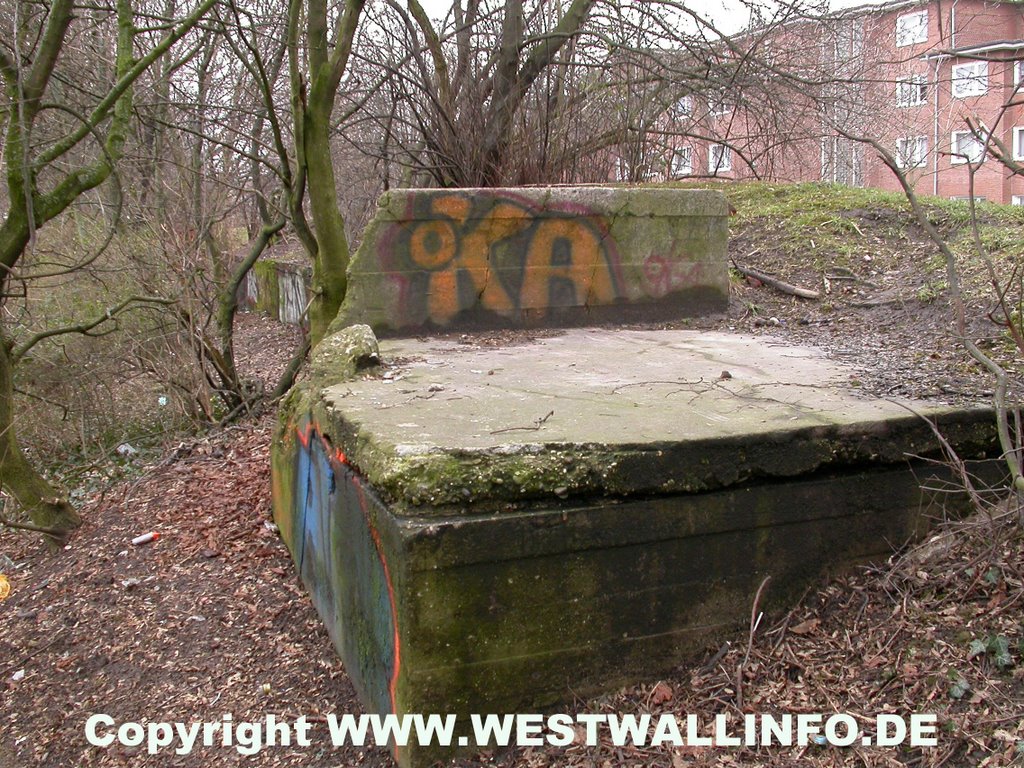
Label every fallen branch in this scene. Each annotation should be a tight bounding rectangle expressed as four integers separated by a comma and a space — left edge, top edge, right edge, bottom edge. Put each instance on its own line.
701, 640, 732, 671
0, 510, 66, 537
732, 260, 820, 300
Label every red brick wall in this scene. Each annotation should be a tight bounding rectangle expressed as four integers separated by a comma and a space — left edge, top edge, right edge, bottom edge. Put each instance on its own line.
690, 0, 1024, 204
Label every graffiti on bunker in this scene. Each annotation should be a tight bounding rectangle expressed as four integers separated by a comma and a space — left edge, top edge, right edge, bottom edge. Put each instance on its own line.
287, 424, 400, 717
642, 252, 709, 299
278, 270, 308, 325
379, 192, 627, 325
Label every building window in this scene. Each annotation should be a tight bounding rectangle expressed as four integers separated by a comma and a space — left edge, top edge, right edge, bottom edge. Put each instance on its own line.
896, 136, 928, 168
709, 144, 732, 174
708, 93, 731, 117
1014, 127, 1024, 161
673, 95, 693, 117
951, 130, 986, 164
951, 61, 988, 98
821, 136, 864, 186
615, 157, 627, 182
671, 147, 693, 177
895, 10, 928, 47
836, 18, 864, 61
1015, 61, 1024, 87
1012, 195, 1024, 206
896, 74, 927, 107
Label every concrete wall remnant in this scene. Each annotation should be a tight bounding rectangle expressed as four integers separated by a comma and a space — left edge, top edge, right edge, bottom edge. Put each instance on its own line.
240, 258, 311, 326
333, 187, 730, 334
272, 328, 999, 767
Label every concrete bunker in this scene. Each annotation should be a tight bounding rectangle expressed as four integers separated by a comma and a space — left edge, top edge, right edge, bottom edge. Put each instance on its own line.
271, 187, 996, 767
241, 256, 311, 326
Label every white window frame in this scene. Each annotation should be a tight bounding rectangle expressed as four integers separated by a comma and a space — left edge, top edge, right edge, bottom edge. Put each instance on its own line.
1012, 195, 1024, 206
709, 144, 732, 174
671, 146, 693, 177
1014, 60, 1024, 88
951, 130, 986, 164
674, 95, 693, 117
1014, 127, 1024, 161
896, 74, 927, 107
951, 61, 988, 98
707, 89, 731, 117
895, 10, 928, 47
896, 136, 928, 169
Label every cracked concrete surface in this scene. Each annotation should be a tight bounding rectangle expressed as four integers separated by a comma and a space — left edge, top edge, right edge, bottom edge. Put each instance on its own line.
317, 329, 995, 509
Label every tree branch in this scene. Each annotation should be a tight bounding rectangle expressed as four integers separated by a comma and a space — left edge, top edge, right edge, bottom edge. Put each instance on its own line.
35, 0, 219, 170
13, 296, 175, 363
406, 0, 453, 110
838, 128, 1024, 491
21, 0, 75, 123
0, 510, 66, 536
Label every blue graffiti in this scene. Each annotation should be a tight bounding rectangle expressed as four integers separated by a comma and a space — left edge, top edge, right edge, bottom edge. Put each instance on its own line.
291, 428, 397, 715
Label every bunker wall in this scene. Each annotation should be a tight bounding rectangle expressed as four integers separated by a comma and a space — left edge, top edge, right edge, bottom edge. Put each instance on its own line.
333, 187, 730, 334
240, 259, 311, 326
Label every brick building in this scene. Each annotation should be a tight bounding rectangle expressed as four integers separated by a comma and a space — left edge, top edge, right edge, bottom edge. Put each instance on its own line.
651, 0, 1024, 204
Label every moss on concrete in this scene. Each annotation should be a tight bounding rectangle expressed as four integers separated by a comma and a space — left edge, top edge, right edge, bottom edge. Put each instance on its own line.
376, 459, 981, 768
309, 323, 380, 382
301, 410, 995, 514
251, 260, 280, 317
301, 330, 998, 515
246, 259, 312, 325
271, 323, 1001, 768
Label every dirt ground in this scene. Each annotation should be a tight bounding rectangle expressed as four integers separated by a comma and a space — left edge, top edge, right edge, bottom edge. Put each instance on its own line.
3, 204, 1024, 767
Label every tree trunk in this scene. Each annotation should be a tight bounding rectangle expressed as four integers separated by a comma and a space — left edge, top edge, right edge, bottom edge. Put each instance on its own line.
137, 0, 176, 219
0, 334, 81, 542
303, 106, 350, 343
287, 0, 363, 345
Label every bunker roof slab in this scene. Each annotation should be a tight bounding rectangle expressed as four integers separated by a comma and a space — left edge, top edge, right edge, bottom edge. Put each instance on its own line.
316, 329, 994, 511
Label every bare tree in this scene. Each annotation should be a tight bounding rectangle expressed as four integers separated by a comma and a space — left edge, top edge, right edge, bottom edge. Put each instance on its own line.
336, 1, 872, 190
840, 102, 1024, 521
0, 0, 215, 541
347, 0, 601, 188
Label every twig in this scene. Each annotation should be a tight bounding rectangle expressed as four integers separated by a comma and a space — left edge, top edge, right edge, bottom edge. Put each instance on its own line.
701, 641, 732, 671
732, 259, 821, 299
767, 585, 814, 653
611, 378, 705, 394
736, 575, 771, 709
490, 410, 554, 434
0, 630, 67, 678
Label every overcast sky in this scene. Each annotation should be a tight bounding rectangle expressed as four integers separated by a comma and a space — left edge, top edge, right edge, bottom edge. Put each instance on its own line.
413, 0, 894, 35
